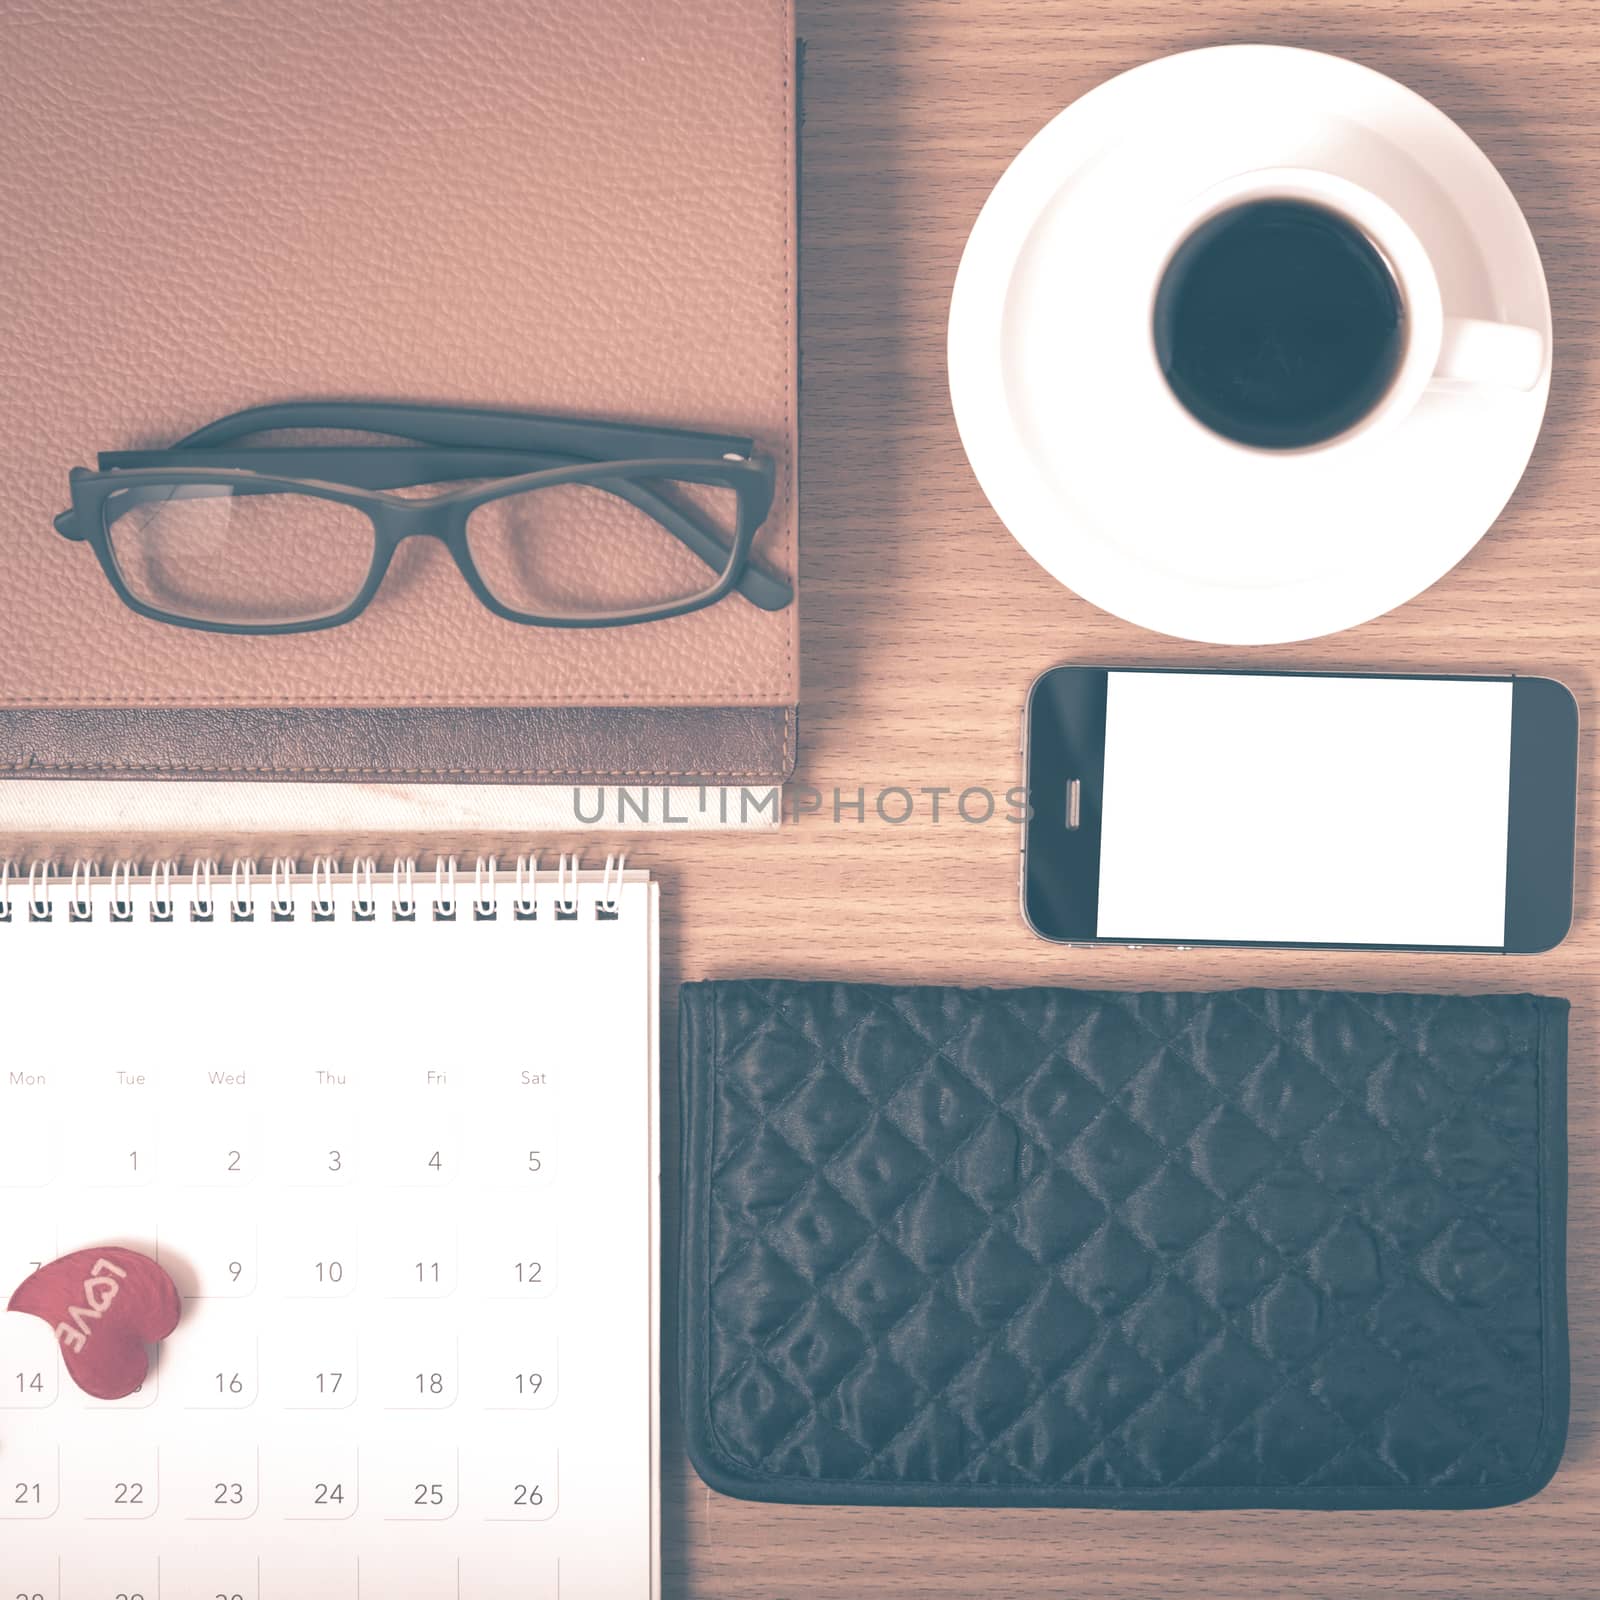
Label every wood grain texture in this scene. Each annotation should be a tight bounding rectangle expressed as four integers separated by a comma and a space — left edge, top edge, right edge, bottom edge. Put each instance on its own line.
4, 1, 1597, 1594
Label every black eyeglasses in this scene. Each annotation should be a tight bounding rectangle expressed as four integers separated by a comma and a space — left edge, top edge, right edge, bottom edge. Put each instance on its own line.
55, 401, 791, 634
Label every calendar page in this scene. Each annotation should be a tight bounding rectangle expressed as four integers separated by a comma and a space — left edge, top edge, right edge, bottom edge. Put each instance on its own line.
0, 864, 659, 1600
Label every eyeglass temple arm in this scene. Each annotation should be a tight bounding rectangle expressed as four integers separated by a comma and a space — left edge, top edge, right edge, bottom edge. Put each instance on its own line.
97, 403, 789, 607
52, 468, 93, 539
602, 469, 787, 611
176, 400, 757, 464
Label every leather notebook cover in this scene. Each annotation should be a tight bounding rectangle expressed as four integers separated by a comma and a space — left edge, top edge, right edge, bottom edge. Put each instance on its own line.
0, 0, 797, 782
679, 981, 1569, 1509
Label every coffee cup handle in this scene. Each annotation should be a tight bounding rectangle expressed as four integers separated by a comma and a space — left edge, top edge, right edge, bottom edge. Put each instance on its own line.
1434, 317, 1547, 392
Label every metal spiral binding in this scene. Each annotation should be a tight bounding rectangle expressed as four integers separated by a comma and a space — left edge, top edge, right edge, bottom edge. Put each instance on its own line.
554, 853, 580, 920
27, 862, 52, 922
110, 860, 137, 921
192, 859, 217, 922
0, 852, 631, 922
151, 859, 175, 923
514, 854, 539, 919
473, 856, 499, 922
69, 860, 95, 923
0, 857, 630, 921
392, 857, 418, 921
231, 859, 257, 922
433, 857, 458, 922
352, 857, 379, 922
599, 851, 628, 919
269, 858, 296, 922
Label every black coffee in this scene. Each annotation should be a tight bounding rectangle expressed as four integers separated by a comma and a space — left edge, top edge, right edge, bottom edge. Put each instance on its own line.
1153, 199, 1405, 449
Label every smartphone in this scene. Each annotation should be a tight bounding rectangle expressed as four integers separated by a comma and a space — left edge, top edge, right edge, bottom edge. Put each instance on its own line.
1022, 665, 1578, 952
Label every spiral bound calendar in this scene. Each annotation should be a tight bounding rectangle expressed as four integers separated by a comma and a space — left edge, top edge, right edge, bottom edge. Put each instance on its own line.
0, 855, 660, 1600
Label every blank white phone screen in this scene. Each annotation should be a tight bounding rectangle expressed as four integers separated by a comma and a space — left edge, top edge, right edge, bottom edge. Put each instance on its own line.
1095, 672, 1514, 947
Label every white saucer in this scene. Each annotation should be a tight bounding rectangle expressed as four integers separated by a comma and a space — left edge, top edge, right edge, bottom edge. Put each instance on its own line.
947, 45, 1552, 645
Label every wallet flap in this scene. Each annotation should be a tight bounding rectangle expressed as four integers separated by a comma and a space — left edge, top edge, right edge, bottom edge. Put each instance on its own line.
680, 981, 1569, 1509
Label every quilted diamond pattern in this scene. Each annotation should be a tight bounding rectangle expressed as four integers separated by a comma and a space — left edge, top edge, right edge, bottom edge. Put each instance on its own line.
681, 982, 1568, 1509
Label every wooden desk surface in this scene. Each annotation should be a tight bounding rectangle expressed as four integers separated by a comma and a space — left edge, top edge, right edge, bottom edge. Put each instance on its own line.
6, 1, 1597, 1594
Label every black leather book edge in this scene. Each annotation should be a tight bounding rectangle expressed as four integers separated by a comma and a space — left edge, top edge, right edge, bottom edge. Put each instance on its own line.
0, 704, 797, 783
677, 982, 1570, 1510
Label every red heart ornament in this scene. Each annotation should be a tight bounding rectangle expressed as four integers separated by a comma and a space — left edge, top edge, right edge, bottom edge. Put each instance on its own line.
7, 1246, 181, 1400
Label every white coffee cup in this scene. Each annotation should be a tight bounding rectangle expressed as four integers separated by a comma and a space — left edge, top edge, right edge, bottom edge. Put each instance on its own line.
1147, 166, 1548, 453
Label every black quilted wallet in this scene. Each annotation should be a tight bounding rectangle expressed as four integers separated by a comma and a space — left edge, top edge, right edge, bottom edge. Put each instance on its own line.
679, 981, 1569, 1509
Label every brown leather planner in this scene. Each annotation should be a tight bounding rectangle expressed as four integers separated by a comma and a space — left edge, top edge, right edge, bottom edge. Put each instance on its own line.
0, 0, 798, 782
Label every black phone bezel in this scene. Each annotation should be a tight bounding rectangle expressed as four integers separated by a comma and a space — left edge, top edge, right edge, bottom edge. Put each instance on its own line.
1021, 664, 1578, 954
